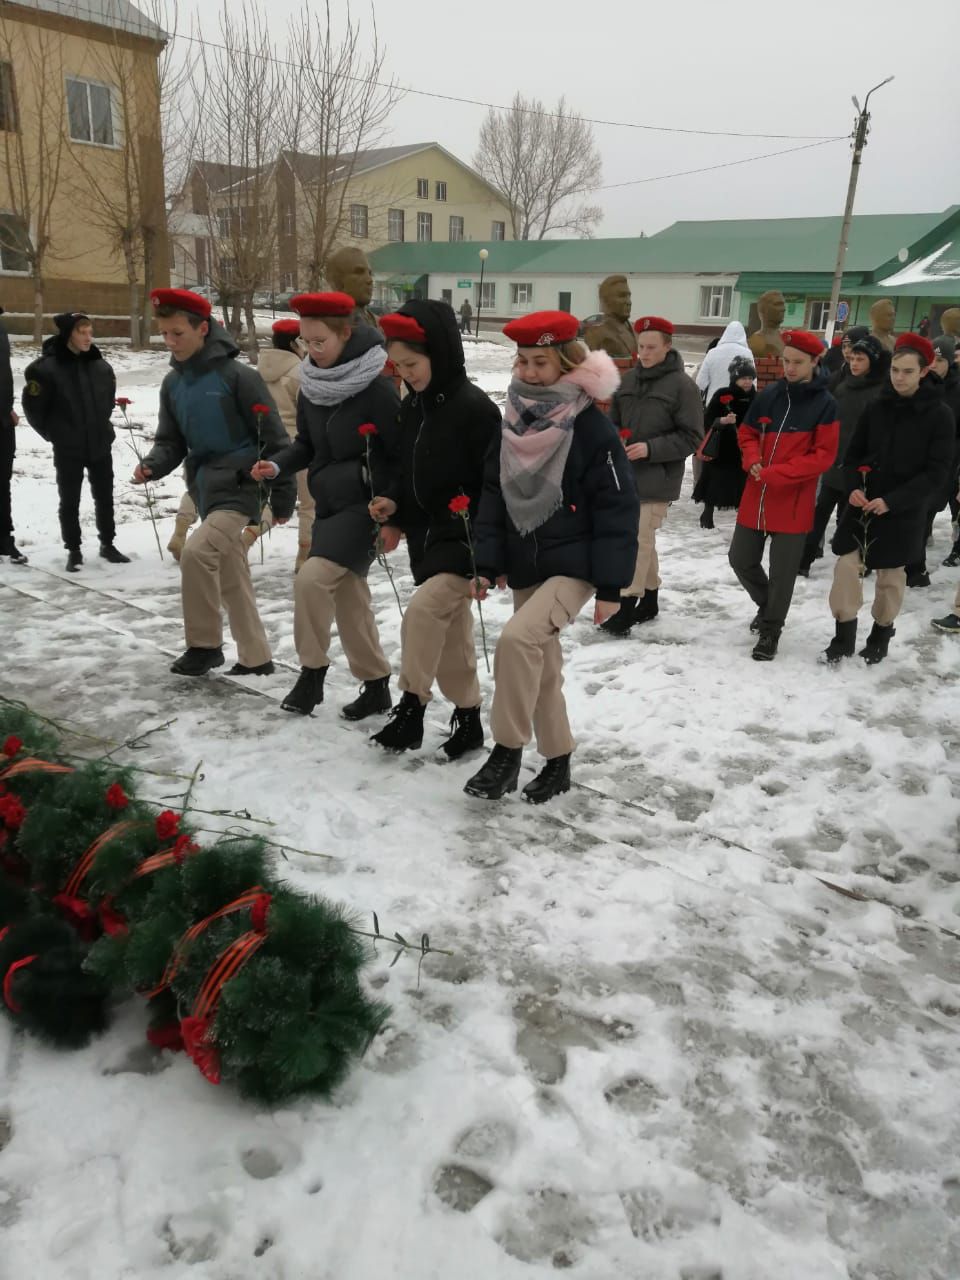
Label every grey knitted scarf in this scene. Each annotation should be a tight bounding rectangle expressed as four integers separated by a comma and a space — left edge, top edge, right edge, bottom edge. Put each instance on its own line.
298, 344, 387, 407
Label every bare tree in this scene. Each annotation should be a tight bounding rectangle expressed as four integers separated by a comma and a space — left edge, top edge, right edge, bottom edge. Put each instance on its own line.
0, 13, 67, 342
474, 94, 603, 240
284, 2, 400, 290
188, 2, 285, 359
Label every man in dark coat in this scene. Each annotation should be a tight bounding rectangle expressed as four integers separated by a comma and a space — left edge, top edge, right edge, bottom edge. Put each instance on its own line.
799, 333, 887, 574
21, 312, 128, 571
0, 307, 26, 563
822, 333, 955, 665
924, 334, 960, 570
135, 288, 295, 678
606, 315, 702, 630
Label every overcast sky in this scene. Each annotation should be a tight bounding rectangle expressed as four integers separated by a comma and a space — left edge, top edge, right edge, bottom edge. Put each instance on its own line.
180, 0, 958, 237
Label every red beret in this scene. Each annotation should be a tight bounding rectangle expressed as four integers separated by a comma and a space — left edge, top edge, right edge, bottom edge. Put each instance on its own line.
150, 288, 211, 320
502, 310, 579, 347
634, 316, 674, 336
895, 332, 935, 366
290, 291, 355, 318
831, 334, 844, 347
380, 312, 429, 344
272, 318, 301, 336
781, 329, 825, 358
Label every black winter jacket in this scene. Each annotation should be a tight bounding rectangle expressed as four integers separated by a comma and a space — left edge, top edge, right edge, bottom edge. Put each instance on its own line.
387, 300, 501, 583
931, 365, 960, 511
270, 326, 401, 574
0, 319, 13, 461
832, 378, 955, 569
822, 365, 887, 492
141, 321, 296, 523
609, 349, 703, 502
474, 403, 639, 601
22, 335, 116, 459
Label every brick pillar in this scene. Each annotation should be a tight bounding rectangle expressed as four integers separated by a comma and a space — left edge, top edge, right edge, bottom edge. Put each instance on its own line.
755, 356, 783, 391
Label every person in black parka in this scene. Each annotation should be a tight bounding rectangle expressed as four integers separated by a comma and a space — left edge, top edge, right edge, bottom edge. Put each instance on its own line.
693, 355, 754, 528
0, 307, 26, 563
822, 333, 955, 665
21, 312, 128, 571
253, 292, 401, 720
463, 310, 639, 804
368, 300, 501, 759
912, 334, 960, 574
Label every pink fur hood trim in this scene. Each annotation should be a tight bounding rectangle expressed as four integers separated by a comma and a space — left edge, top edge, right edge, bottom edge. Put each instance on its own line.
559, 348, 621, 402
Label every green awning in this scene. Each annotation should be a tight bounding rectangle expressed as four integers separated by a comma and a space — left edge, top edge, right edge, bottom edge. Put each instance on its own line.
735, 272, 868, 295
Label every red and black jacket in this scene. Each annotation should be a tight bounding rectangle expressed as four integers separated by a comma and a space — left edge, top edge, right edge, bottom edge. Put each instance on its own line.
736, 372, 839, 534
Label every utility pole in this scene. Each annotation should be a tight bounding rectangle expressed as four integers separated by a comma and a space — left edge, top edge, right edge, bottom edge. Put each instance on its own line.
824, 76, 894, 344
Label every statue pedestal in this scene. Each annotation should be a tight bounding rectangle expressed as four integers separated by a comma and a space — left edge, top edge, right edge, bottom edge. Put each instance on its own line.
755, 356, 783, 391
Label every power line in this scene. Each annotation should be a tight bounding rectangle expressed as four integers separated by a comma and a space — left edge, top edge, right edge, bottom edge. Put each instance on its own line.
12, 0, 845, 144
591, 137, 846, 191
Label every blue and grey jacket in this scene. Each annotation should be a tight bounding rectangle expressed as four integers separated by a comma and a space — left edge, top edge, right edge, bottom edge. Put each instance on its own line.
143, 322, 296, 522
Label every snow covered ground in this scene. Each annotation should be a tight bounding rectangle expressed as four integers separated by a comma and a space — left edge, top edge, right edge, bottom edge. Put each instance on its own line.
1, 340, 959, 1280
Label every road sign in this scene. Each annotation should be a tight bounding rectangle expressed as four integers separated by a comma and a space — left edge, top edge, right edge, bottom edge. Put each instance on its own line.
836, 301, 850, 324
457, 279, 473, 288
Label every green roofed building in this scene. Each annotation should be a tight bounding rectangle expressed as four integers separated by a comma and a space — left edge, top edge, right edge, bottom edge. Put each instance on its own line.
368, 207, 960, 342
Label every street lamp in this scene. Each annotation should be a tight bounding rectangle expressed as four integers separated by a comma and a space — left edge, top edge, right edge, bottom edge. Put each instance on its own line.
825, 76, 895, 342
475, 248, 489, 339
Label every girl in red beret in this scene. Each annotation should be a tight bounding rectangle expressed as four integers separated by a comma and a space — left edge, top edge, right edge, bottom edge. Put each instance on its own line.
368, 301, 501, 757
462, 312, 639, 803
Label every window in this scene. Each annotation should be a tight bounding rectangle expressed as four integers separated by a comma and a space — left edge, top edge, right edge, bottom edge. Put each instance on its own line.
698, 284, 732, 320
417, 211, 432, 242
219, 256, 237, 283
66, 77, 116, 146
491, 220, 505, 241
280, 272, 294, 290
350, 203, 368, 238
388, 208, 405, 242
511, 282, 533, 309
435, 181, 447, 202
475, 281, 495, 310
216, 209, 231, 239
0, 63, 17, 133
281, 208, 295, 236
441, 288, 452, 305
416, 177, 428, 199
0, 213, 29, 273
807, 299, 831, 330
448, 215, 464, 242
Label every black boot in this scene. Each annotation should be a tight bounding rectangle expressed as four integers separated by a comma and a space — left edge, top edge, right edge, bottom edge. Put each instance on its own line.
0, 539, 27, 564
341, 676, 392, 722
860, 622, 895, 665
942, 545, 960, 568
751, 624, 781, 661
699, 506, 715, 530
66, 549, 83, 573
522, 754, 571, 804
441, 706, 484, 760
820, 619, 857, 665
906, 568, 931, 589
749, 609, 765, 633
600, 595, 638, 635
281, 666, 327, 714
99, 543, 130, 564
228, 660, 275, 676
170, 646, 224, 677
463, 744, 522, 799
370, 691, 424, 752
633, 588, 659, 624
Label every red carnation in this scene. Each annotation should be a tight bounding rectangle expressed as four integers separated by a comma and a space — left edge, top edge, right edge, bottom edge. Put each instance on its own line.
172, 833, 199, 866
757, 417, 772, 426
719, 395, 733, 405
857, 465, 872, 475
448, 495, 470, 515
251, 403, 272, 416
2, 736, 22, 758
147, 1022, 184, 1053
618, 428, 631, 442
115, 397, 132, 408
358, 422, 378, 437
180, 1014, 221, 1085
0, 794, 26, 830
155, 810, 180, 841
250, 892, 272, 935
105, 782, 129, 810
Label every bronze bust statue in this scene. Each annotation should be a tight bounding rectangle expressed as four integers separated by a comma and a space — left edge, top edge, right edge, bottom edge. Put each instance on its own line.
747, 291, 786, 359
869, 298, 897, 352
326, 247, 380, 329
940, 307, 960, 339
583, 274, 637, 359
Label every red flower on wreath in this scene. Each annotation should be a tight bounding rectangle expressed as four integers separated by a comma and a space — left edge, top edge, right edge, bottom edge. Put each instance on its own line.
251, 403, 272, 417
448, 494, 470, 515
0, 794, 26, 830
719, 394, 733, 405
115, 397, 132, 408
2, 736, 22, 758
155, 810, 180, 841
358, 422, 378, 437
180, 1014, 221, 1085
147, 1022, 184, 1053
105, 782, 129, 810
172, 833, 199, 866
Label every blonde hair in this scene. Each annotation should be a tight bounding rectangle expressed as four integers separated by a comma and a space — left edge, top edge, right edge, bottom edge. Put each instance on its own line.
517, 339, 587, 375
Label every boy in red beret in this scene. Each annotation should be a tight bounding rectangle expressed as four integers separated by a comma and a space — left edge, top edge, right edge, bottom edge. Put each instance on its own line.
132, 289, 296, 677
729, 329, 839, 660
823, 333, 954, 664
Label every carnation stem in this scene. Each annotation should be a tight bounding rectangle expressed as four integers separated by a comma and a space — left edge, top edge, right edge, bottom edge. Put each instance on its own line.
460, 511, 490, 673
365, 435, 404, 619
119, 411, 164, 560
